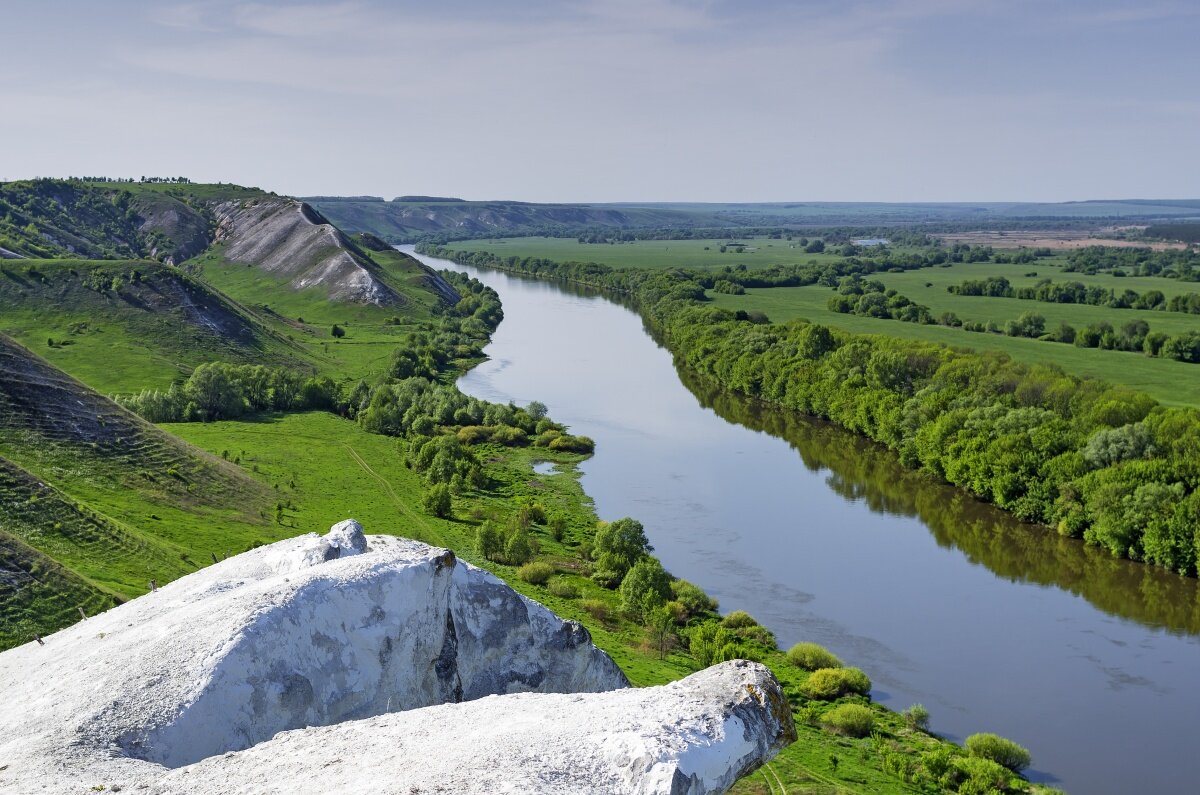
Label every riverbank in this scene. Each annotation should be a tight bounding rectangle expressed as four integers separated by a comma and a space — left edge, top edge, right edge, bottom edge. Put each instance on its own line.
418, 243, 1200, 580
407, 245, 1200, 795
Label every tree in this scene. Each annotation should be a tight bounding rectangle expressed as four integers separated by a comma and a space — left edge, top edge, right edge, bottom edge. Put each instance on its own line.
422, 483, 452, 518
331, 324, 346, 338
646, 604, 676, 660
797, 324, 837, 359
185, 362, 245, 421
591, 517, 652, 587
526, 400, 548, 421
619, 556, 672, 620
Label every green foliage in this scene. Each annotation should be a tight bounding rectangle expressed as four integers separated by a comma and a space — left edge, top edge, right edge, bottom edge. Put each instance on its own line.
821, 703, 874, 737
591, 517, 652, 587
802, 667, 872, 699
547, 579, 579, 599
786, 642, 842, 671
517, 561, 555, 585
669, 578, 718, 618
965, 733, 1032, 772
720, 609, 758, 629
688, 621, 739, 668
421, 483, 452, 518
902, 703, 931, 731
619, 556, 672, 620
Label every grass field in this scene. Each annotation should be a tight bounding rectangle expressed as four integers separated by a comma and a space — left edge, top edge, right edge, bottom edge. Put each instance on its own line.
443, 235, 852, 270
712, 286, 1200, 406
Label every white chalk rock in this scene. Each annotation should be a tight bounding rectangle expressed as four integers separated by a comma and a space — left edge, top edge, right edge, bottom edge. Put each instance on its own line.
151, 659, 793, 795
0, 523, 794, 794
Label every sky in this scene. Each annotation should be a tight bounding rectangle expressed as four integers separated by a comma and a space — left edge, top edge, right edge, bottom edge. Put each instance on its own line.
3, 0, 1198, 202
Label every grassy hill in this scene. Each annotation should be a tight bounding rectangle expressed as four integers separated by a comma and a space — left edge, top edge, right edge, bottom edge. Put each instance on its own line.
0, 334, 278, 645
0, 258, 312, 392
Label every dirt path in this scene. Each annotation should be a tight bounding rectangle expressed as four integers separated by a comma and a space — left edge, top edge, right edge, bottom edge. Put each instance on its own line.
342, 443, 434, 539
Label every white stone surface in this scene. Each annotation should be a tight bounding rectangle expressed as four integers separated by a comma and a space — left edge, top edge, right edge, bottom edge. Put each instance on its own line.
0, 523, 793, 794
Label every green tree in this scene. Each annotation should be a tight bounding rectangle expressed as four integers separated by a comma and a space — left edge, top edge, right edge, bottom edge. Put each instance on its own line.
591, 517, 652, 587
619, 556, 672, 619
422, 483, 452, 518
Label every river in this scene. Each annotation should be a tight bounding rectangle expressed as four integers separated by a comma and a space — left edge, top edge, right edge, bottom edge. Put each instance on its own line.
404, 246, 1200, 794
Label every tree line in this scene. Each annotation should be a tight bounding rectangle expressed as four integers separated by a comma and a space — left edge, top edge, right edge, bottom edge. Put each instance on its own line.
421, 242, 1200, 578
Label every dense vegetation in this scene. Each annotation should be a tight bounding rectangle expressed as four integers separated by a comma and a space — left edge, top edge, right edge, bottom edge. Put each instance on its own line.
423, 243, 1200, 577
1062, 246, 1200, 279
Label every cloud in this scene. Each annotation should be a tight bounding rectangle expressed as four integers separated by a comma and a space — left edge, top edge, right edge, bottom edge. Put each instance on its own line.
1, 0, 1196, 200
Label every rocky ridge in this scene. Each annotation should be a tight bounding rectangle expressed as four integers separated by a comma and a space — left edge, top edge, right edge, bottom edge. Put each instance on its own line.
213, 198, 404, 305
0, 522, 794, 794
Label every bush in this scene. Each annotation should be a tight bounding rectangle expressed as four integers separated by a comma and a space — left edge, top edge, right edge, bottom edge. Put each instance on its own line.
619, 556, 672, 620
670, 579, 718, 617
421, 483, 452, 518
547, 579, 579, 599
802, 667, 872, 700
951, 756, 1016, 793
517, 561, 555, 585
965, 733, 1031, 772
902, 703, 930, 731
579, 598, 610, 622
721, 610, 758, 629
475, 522, 503, 561
822, 703, 874, 737
688, 622, 739, 667
787, 642, 842, 671
504, 528, 534, 566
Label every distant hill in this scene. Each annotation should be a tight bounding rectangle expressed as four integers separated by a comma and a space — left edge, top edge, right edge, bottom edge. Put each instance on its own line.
308, 196, 1200, 243
0, 180, 441, 307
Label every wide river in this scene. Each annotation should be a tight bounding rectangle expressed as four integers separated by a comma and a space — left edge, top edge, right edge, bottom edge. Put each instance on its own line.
405, 246, 1200, 794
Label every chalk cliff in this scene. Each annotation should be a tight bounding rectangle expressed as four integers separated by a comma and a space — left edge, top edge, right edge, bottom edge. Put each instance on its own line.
0, 522, 793, 794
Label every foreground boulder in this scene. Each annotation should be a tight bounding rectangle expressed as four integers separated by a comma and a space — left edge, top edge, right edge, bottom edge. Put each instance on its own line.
0, 522, 793, 793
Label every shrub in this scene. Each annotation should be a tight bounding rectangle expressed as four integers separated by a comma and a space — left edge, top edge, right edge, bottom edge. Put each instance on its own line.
670, 579, 718, 617
579, 598, 610, 622
965, 733, 1031, 772
517, 561, 555, 585
787, 642, 842, 671
504, 528, 534, 566
475, 522, 503, 561
688, 622, 739, 667
802, 667, 872, 700
547, 579, 579, 599
902, 703, 930, 731
721, 610, 758, 629
822, 703, 874, 737
951, 756, 1015, 794
619, 556, 672, 620
421, 483, 452, 518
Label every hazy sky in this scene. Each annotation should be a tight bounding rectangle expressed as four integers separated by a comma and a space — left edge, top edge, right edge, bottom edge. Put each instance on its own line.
4, 0, 1197, 202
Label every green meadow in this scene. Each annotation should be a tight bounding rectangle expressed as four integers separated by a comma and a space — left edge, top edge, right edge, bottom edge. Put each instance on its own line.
710, 259, 1200, 406
443, 235, 850, 271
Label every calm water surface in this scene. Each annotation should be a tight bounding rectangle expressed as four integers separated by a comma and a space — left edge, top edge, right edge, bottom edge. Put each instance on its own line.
405, 247, 1200, 795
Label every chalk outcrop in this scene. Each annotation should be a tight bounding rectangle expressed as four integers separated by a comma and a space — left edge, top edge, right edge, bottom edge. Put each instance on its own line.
214, 198, 401, 305
0, 522, 794, 794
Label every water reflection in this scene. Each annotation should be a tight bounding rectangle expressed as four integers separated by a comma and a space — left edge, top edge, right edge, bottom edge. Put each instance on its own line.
678, 367, 1200, 635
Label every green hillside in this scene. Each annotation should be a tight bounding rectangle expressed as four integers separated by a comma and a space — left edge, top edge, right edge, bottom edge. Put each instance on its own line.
0, 258, 311, 392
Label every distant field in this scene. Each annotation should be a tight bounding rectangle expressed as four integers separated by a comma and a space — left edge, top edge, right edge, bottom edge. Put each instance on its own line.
443, 236, 849, 270
711, 261, 1200, 406
939, 230, 1187, 251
